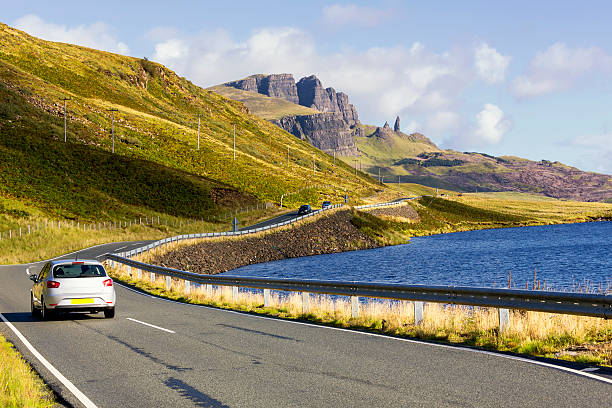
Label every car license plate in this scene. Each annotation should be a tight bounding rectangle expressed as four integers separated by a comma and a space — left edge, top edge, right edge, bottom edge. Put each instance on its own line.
71, 298, 94, 304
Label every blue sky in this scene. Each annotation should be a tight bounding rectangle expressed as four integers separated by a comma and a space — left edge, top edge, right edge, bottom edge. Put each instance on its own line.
2, 1, 611, 173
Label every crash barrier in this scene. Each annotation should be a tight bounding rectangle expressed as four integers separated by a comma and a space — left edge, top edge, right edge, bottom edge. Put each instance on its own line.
102, 253, 612, 332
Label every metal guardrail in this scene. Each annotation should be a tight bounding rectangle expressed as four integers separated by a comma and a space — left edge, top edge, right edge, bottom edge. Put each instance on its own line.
103, 254, 611, 325
103, 195, 610, 330
119, 204, 344, 258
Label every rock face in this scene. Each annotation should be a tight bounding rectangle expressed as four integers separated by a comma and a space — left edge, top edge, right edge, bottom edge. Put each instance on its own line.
226, 74, 299, 104
225, 73, 360, 156
271, 113, 360, 156
394, 116, 400, 132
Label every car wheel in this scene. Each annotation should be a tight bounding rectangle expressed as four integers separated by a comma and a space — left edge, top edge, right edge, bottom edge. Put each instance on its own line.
41, 297, 54, 321
104, 307, 115, 319
31, 294, 40, 318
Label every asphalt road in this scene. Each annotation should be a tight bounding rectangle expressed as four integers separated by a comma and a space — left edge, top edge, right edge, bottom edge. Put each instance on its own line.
1, 238, 611, 407
238, 209, 303, 231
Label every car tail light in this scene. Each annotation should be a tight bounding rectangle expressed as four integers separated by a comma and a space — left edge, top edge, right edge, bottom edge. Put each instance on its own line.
47, 281, 60, 288
103, 279, 113, 287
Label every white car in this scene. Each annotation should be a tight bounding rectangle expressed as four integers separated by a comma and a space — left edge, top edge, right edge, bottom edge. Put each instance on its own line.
30, 260, 116, 319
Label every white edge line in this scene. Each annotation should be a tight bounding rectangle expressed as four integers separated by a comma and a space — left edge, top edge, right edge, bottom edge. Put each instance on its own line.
126, 317, 175, 334
115, 282, 612, 385
0, 312, 98, 408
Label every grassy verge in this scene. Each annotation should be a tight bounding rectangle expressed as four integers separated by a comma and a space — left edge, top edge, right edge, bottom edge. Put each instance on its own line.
107, 264, 612, 366
0, 334, 55, 407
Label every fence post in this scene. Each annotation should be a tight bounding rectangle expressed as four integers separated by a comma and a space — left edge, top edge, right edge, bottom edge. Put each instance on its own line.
414, 301, 424, 325
150, 271, 156, 284
351, 296, 359, 318
263, 289, 271, 307
185, 280, 191, 294
498, 308, 510, 333
232, 286, 239, 303
302, 292, 310, 314
166, 276, 171, 291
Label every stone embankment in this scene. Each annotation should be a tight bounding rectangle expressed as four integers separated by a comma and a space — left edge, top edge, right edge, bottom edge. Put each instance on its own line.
152, 210, 379, 275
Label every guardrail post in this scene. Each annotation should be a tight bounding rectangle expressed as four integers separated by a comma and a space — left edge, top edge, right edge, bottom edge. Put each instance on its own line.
302, 292, 310, 314
205, 284, 212, 297
150, 272, 156, 284
127, 265, 131, 277
498, 308, 510, 333
351, 296, 359, 318
166, 276, 171, 291
232, 286, 239, 303
137, 268, 142, 279
263, 289, 271, 307
185, 280, 191, 294
414, 301, 424, 325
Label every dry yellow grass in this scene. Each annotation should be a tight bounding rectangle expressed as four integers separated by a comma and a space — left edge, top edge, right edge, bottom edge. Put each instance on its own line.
108, 263, 612, 366
0, 335, 55, 407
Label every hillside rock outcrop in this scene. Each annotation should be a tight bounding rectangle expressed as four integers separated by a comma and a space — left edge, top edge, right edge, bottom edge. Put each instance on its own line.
225, 73, 360, 156
271, 113, 359, 156
394, 116, 400, 132
226, 74, 299, 104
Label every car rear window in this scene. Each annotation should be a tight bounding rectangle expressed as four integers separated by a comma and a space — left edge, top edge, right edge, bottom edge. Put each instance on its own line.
53, 264, 106, 278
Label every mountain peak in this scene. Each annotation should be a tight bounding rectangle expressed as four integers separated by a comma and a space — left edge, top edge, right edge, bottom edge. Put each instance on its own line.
394, 116, 400, 132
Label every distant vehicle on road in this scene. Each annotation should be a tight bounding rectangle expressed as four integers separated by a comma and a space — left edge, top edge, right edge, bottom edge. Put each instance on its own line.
321, 201, 332, 209
297, 204, 311, 215
29, 259, 116, 320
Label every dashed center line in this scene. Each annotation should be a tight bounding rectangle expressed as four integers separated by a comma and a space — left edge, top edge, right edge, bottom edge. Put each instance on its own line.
126, 317, 176, 333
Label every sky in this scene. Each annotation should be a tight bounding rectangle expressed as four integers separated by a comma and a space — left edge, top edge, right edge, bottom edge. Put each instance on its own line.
2, 0, 611, 174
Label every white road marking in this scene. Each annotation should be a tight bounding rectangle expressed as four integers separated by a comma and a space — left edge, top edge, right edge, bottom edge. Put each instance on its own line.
126, 317, 175, 333
114, 246, 128, 251
116, 282, 612, 385
0, 312, 98, 408
581, 367, 600, 372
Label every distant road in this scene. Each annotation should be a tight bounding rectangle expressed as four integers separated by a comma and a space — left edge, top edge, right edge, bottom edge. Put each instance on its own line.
0, 218, 611, 407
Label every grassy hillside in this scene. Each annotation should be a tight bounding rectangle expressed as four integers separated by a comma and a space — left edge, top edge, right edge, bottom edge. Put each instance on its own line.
209, 85, 320, 120
0, 22, 380, 227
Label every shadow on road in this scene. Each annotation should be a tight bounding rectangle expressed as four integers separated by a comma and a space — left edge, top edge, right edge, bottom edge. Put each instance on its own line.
0, 311, 108, 322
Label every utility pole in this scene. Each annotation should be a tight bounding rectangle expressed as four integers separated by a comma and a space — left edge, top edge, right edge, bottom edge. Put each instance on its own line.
313, 153, 316, 176
233, 123, 236, 161
60, 97, 69, 142
378, 167, 381, 183
333, 149, 336, 166
197, 114, 200, 150
360, 157, 362, 171
108, 108, 118, 153
287, 145, 289, 166
354, 159, 357, 175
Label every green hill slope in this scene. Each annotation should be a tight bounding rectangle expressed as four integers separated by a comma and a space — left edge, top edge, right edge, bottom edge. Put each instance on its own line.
0, 23, 379, 223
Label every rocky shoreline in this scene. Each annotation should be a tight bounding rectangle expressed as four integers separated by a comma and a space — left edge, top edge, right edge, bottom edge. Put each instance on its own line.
152, 210, 379, 275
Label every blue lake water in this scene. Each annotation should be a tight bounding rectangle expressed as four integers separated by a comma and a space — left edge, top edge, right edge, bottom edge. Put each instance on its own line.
223, 221, 612, 292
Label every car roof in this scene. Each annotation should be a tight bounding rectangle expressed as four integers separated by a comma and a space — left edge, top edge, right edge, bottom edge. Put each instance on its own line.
49, 259, 103, 267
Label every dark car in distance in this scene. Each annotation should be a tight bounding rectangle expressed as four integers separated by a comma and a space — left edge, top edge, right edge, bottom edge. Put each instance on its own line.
321, 201, 332, 209
297, 204, 311, 215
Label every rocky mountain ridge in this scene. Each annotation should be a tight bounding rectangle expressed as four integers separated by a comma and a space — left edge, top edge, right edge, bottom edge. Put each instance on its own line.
225, 74, 360, 155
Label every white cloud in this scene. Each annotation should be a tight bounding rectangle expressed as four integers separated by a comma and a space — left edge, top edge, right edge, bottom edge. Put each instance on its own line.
512, 42, 612, 97
474, 104, 511, 144
151, 27, 473, 135
321, 4, 390, 27
14, 14, 129, 55
474, 43, 511, 83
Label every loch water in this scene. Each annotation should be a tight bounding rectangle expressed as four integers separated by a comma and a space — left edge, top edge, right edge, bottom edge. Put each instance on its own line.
223, 221, 612, 292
